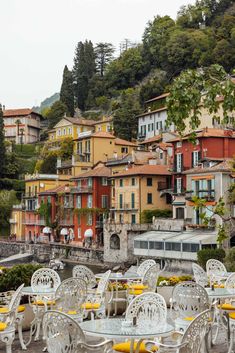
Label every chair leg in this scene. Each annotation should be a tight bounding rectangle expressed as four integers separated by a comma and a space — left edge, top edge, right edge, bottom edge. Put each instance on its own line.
1, 331, 15, 353
16, 314, 27, 350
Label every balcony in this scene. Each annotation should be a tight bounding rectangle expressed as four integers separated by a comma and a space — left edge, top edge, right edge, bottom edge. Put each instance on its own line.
59, 220, 74, 226
23, 219, 45, 226
185, 190, 215, 201
9, 219, 17, 224
70, 187, 93, 193
63, 201, 74, 208
112, 203, 138, 211
23, 193, 38, 199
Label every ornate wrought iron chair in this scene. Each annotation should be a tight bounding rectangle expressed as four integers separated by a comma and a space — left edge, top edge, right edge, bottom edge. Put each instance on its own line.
82, 270, 111, 319
29, 268, 61, 341
43, 310, 113, 353
137, 260, 156, 278
72, 265, 97, 290
170, 281, 210, 332
127, 264, 160, 302
145, 309, 211, 353
113, 292, 167, 353
55, 277, 87, 322
206, 259, 227, 286
0, 284, 24, 353
192, 263, 209, 288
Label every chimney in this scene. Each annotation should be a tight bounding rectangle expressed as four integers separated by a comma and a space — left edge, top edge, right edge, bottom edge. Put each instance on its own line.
2, 105, 5, 111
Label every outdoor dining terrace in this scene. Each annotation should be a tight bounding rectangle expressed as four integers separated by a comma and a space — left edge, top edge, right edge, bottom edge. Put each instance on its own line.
0, 259, 234, 353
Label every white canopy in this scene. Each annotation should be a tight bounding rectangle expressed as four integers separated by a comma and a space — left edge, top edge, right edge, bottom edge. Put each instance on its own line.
84, 229, 93, 238
60, 228, 68, 236
42, 227, 51, 234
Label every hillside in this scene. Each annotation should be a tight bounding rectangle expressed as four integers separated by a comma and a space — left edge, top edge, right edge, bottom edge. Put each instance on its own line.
33, 92, 59, 113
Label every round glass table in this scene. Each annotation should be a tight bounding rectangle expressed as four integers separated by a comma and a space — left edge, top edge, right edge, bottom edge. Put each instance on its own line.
21, 286, 56, 296
206, 287, 235, 299
95, 272, 141, 281
80, 318, 173, 353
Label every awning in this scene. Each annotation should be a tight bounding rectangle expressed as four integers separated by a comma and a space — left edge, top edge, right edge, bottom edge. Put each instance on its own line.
42, 227, 51, 234
84, 229, 93, 238
60, 228, 68, 236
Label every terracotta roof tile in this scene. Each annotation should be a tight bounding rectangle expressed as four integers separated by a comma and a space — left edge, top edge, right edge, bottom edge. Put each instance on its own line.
169, 128, 235, 142
73, 166, 112, 179
64, 117, 97, 126
112, 164, 171, 177
114, 138, 137, 147
3, 109, 42, 117
139, 135, 162, 145
145, 92, 170, 104
39, 185, 70, 195
91, 131, 115, 138
184, 160, 232, 174
136, 106, 167, 119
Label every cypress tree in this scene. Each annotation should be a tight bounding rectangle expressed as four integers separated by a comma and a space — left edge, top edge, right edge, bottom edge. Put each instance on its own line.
95, 42, 114, 77
0, 104, 6, 177
60, 65, 74, 116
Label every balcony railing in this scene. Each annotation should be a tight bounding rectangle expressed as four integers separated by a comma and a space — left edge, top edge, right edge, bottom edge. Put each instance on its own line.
59, 220, 74, 226
9, 219, 17, 224
70, 187, 93, 193
185, 190, 215, 201
112, 203, 138, 211
23, 219, 45, 226
23, 193, 38, 198
64, 201, 74, 208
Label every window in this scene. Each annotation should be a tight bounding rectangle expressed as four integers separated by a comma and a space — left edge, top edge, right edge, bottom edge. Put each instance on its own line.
119, 194, 123, 209
176, 153, 183, 172
159, 121, 163, 130
87, 195, 93, 208
77, 228, 81, 239
148, 124, 151, 132
176, 141, 182, 148
102, 177, 108, 186
176, 178, 182, 194
192, 178, 215, 198
131, 193, 135, 209
192, 150, 201, 167
182, 243, 199, 253
87, 213, 93, 226
76, 195, 81, 208
131, 214, 136, 224
88, 178, 92, 188
176, 207, 184, 219
77, 179, 81, 188
160, 152, 163, 159
63, 128, 66, 135
58, 129, 61, 136
147, 193, 152, 204
77, 214, 81, 225
77, 142, 82, 154
68, 127, 72, 135
119, 179, 123, 187
121, 147, 128, 153
119, 214, 124, 223
110, 234, 120, 249
151, 123, 154, 131
85, 140, 90, 153
101, 195, 108, 208
147, 178, 152, 186
131, 178, 136, 186
149, 241, 163, 250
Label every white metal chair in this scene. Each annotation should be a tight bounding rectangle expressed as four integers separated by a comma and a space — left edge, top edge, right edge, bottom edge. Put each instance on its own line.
206, 259, 227, 286
82, 270, 111, 319
127, 264, 160, 302
55, 277, 87, 322
72, 265, 97, 289
192, 263, 208, 288
0, 284, 24, 353
43, 310, 113, 353
137, 260, 156, 278
170, 281, 210, 332
29, 268, 61, 341
145, 309, 211, 353
113, 292, 167, 353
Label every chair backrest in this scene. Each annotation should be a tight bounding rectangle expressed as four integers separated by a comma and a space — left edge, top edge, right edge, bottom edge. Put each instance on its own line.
192, 263, 208, 288
96, 270, 111, 295
225, 273, 235, 288
126, 292, 167, 326
7, 284, 24, 326
206, 259, 227, 278
137, 259, 156, 277
72, 265, 97, 289
171, 281, 209, 320
55, 277, 87, 314
43, 310, 85, 353
180, 309, 211, 353
31, 268, 61, 290
142, 263, 160, 292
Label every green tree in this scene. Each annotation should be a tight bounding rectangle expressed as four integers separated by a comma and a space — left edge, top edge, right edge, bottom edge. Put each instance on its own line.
0, 190, 18, 229
113, 88, 141, 140
46, 100, 67, 129
73, 40, 96, 111
95, 42, 115, 77
60, 65, 74, 116
0, 104, 6, 177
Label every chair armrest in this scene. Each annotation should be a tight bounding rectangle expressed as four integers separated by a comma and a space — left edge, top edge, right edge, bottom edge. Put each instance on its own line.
78, 339, 113, 352
145, 339, 188, 352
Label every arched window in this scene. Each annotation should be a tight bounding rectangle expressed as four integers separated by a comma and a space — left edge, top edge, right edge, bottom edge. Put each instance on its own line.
110, 233, 120, 250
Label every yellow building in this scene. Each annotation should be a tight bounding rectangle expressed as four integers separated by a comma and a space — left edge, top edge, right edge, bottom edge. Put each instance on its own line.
10, 205, 25, 241
111, 164, 172, 224
57, 131, 137, 177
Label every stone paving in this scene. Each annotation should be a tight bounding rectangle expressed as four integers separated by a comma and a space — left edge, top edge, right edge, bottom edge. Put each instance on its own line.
0, 328, 229, 353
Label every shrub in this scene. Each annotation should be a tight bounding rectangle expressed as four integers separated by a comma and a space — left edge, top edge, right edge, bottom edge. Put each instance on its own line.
157, 275, 192, 286
141, 209, 172, 223
197, 248, 226, 270
224, 248, 235, 272
0, 264, 42, 292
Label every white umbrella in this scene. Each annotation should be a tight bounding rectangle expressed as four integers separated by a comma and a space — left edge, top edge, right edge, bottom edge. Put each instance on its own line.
42, 227, 51, 234
60, 228, 68, 236
84, 229, 93, 238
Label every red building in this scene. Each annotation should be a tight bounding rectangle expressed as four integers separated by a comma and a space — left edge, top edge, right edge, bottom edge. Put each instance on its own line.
171, 128, 235, 194
71, 165, 111, 246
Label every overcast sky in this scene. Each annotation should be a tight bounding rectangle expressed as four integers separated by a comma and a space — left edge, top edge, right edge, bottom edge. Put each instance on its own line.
0, 0, 195, 108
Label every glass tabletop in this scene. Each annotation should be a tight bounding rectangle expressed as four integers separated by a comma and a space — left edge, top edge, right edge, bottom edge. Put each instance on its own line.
21, 286, 56, 295
95, 272, 141, 281
80, 318, 174, 339
206, 287, 235, 298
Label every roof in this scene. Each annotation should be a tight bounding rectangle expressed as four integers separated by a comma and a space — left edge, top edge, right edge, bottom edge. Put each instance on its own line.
139, 135, 162, 145
145, 93, 170, 104
3, 109, 42, 118
91, 131, 115, 138
155, 142, 173, 151
112, 164, 171, 178
39, 185, 70, 195
170, 128, 235, 142
64, 117, 97, 126
183, 160, 233, 175
73, 166, 112, 179
136, 106, 167, 119
92, 116, 113, 125
114, 138, 137, 147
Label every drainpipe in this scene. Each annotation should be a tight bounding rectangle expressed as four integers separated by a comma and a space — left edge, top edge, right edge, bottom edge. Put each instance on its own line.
139, 177, 142, 224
